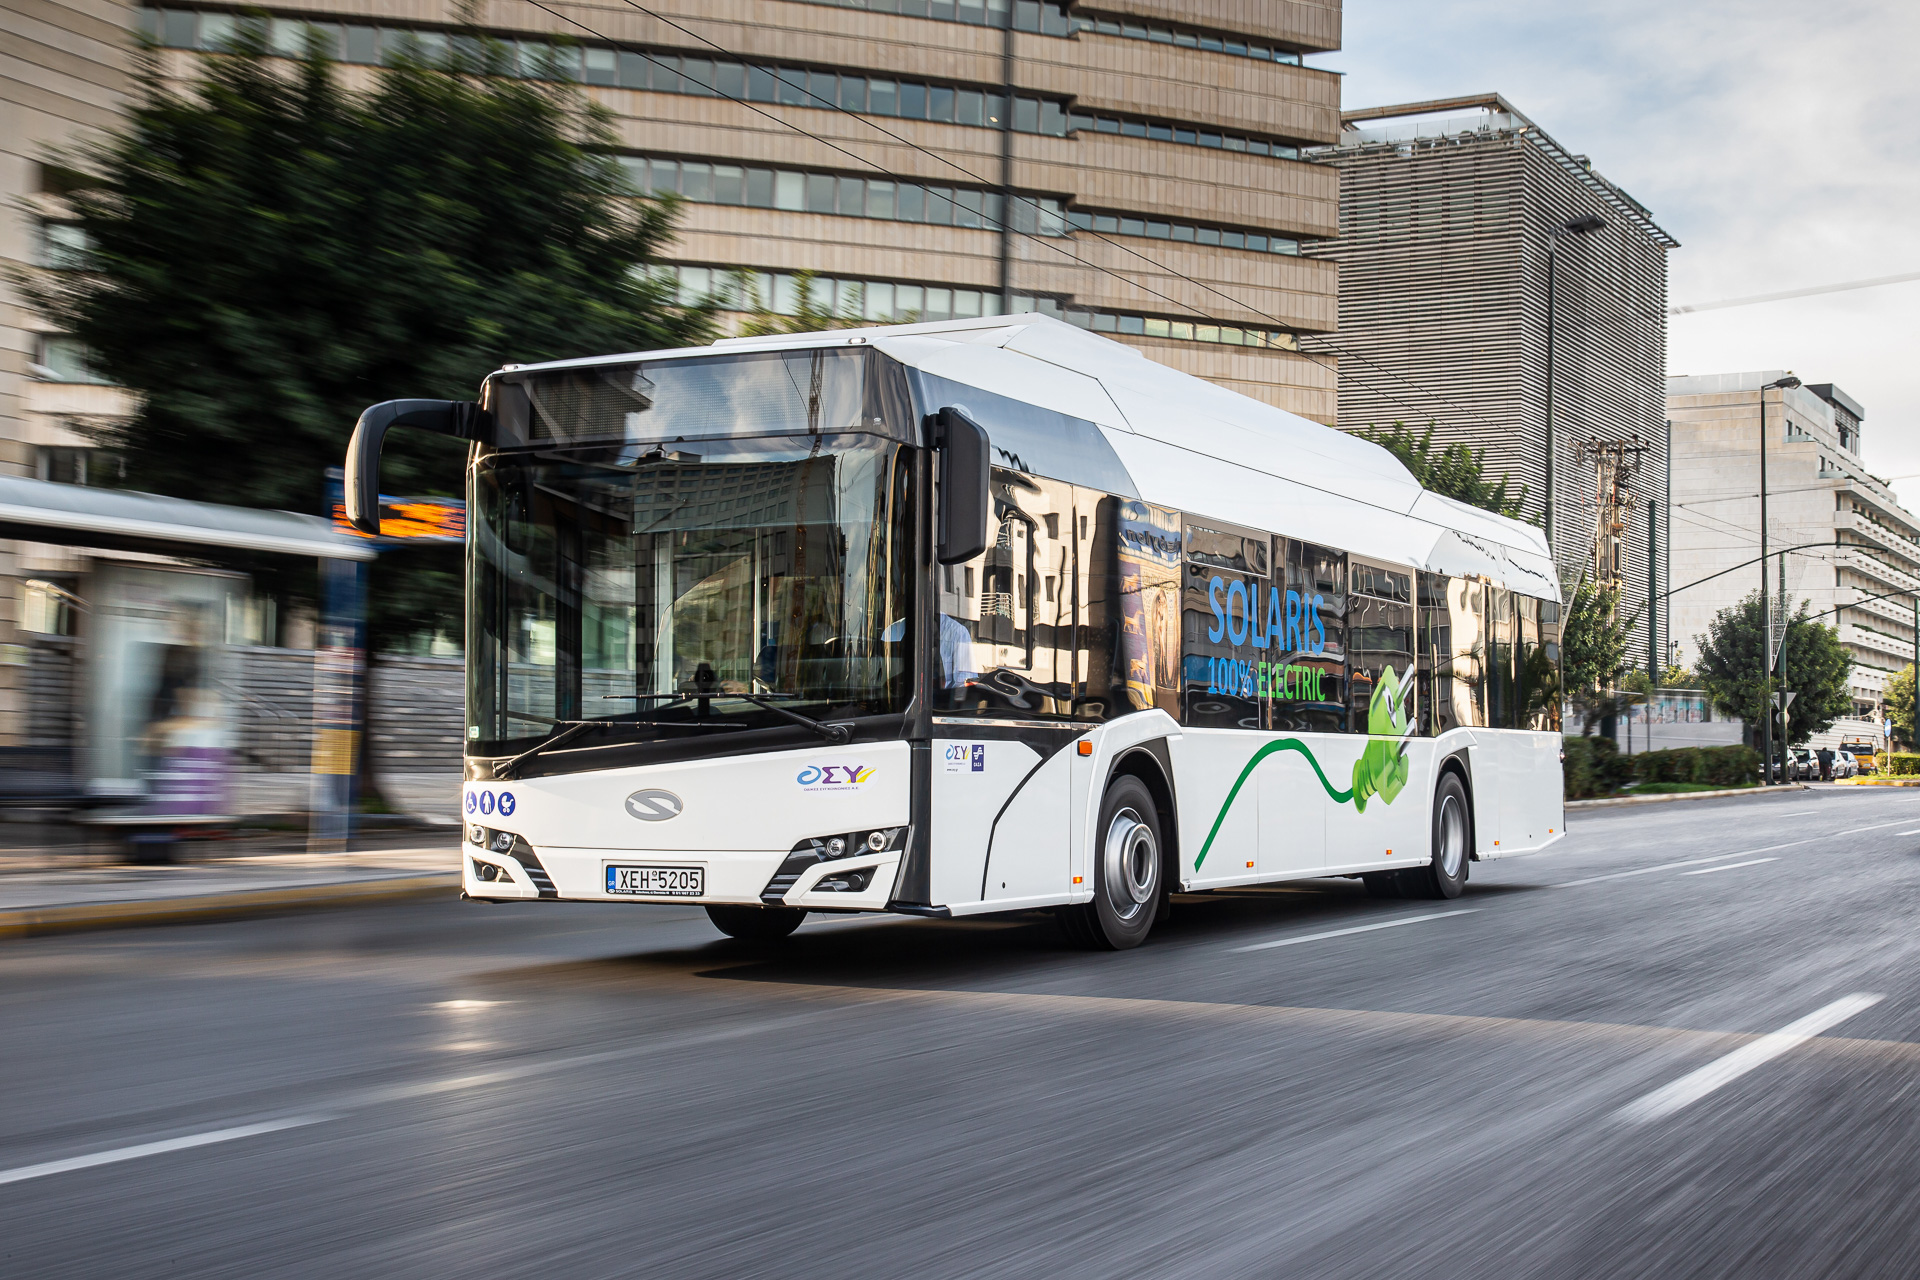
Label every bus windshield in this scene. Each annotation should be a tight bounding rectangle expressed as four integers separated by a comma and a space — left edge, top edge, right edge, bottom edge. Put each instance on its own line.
467, 433, 915, 754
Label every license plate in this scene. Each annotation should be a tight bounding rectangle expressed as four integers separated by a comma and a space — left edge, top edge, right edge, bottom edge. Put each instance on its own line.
606, 864, 705, 897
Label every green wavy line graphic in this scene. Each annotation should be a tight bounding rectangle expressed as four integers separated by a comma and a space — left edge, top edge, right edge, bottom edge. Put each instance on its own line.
1193, 738, 1353, 871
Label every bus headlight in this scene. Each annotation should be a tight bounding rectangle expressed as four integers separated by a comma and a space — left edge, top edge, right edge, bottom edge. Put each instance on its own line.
469, 826, 517, 855
760, 827, 908, 904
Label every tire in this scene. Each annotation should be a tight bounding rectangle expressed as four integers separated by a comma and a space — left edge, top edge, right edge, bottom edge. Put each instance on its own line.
1398, 771, 1471, 900
705, 904, 807, 940
1057, 775, 1164, 950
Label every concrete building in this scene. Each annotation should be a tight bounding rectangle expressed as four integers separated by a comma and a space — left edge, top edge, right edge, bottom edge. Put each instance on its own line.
1, 0, 1348, 750
1306, 94, 1676, 668
1666, 372, 1914, 752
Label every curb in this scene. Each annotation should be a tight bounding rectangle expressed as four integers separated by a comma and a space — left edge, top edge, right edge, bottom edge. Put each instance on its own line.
1566, 783, 1807, 811
0, 873, 459, 940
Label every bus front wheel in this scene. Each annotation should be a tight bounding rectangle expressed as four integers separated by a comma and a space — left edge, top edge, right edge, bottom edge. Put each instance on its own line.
1362, 772, 1471, 900
706, 904, 807, 940
1058, 775, 1164, 950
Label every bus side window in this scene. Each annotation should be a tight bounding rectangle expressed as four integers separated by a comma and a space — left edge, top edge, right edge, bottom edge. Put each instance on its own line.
1486, 587, 1516, 729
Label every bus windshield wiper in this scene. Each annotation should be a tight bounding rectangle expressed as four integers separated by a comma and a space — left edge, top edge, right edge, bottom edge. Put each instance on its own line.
726, 692, 853, 743
497, 709, 749, 778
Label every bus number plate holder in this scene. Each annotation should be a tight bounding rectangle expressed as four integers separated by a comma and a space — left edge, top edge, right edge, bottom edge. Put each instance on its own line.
606, 865, 704, 896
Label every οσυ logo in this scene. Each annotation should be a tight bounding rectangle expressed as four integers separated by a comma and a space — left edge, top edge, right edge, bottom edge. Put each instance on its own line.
624, 788, 685, 822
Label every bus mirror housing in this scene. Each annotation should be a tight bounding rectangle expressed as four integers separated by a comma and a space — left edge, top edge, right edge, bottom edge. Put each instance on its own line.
343, 399, 492, 535
933, 406, 990, 565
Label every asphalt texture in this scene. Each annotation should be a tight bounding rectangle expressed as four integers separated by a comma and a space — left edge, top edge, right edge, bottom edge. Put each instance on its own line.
4, 786, 1918, 1278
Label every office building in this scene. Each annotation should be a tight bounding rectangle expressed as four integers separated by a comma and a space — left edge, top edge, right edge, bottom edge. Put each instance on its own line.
1306, 93, 1676, 667
2, 0, 1344, 752
1667, 373, 1913, 750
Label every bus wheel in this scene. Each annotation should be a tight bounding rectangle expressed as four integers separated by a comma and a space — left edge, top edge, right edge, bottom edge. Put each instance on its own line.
705, 904, 807, 940
1059, 776, 1163, 950
1401, 772, 1471, 900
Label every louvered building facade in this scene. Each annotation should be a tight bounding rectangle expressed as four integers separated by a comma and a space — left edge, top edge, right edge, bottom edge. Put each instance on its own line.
1305, 94, 1677, 666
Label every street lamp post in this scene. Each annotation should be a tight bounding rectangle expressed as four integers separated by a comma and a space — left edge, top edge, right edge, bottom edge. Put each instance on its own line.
1543, 213, 1607, 554
1758, 375, 1801, 782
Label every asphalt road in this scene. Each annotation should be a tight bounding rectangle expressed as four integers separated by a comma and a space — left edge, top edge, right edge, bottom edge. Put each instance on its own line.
4, 786, 1920, 1279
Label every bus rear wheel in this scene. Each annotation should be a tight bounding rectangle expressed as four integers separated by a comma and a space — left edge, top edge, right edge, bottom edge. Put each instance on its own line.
1058, 775, 1164, 950
705, 904, 807, 940
1401, 771, 1471, 900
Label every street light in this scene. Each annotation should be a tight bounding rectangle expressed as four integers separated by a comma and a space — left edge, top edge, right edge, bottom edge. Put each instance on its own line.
1544, 213, 1608, 556
1758, 374, 1801, 782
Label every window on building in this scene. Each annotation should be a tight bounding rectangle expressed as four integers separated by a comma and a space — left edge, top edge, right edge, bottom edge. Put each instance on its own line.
33, 336, 113, 385
41, 222, 95, 270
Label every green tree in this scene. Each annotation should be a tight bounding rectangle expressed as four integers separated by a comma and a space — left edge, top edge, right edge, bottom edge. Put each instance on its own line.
1695, 593, 1854, 746
1354, 421, 1531, 521
25, 28, 711, 647
1561, 580, 1628, 698
1885, 663, 1914, 747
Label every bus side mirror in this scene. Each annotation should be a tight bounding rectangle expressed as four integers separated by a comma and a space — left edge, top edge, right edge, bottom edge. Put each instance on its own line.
344, 399, 492, 535
933, 406, 989, 565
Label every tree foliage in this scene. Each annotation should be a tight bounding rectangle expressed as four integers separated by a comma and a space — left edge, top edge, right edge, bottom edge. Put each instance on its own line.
1354, 421, 1530, 521
25, 30, 712, 647
1885, 663, 1915, 747
1695, 593, 1854, 745
1560, 580, 1628, 702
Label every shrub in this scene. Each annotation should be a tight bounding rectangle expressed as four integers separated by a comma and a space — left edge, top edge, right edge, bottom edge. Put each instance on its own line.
1885, 753, 1920, 777
1563, 741, 1759, 797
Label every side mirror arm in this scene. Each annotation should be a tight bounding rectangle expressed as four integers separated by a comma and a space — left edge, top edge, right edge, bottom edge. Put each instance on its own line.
932, 406, 990, 565
344, 399, 492, 535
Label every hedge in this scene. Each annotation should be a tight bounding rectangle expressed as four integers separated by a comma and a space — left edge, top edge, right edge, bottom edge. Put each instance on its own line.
1884, 753, 1920, 777
1562, 737, 1761, 799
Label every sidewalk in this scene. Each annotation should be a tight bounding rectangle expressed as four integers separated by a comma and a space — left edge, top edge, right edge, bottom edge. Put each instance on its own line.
0, 845, 460, 938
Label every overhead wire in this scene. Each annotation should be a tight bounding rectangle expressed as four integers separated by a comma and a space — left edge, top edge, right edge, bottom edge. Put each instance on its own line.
513, 0, 1495, 433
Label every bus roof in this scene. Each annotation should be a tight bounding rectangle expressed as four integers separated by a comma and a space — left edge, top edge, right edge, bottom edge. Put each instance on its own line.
504, 314, 1558, 601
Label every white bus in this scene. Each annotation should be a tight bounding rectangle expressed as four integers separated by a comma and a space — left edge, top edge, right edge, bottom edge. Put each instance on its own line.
345, 314, 1565, 948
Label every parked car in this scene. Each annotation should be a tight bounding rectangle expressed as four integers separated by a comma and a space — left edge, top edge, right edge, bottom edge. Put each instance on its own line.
1834, 750, 1859, 779
1789, 748, 1815, 781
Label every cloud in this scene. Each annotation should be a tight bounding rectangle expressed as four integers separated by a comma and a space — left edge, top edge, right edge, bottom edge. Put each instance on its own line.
1321, 0, 1920, 507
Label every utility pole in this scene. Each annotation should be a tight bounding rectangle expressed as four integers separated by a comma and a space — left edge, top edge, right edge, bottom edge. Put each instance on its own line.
996, 7, 1016, 314
1757, 376, 1801, 781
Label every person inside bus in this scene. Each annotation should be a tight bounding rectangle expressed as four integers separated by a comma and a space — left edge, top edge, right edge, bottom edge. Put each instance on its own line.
880, 614, 979, 696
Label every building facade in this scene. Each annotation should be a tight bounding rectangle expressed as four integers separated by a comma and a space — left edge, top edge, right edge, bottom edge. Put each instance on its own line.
1667, 373, 1914, 751
1, 0, 1347, 747
1305, 93, 1676, 668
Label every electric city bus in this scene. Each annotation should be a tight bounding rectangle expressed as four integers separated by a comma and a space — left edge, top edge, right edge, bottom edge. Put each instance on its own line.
344, 314, 1565, 948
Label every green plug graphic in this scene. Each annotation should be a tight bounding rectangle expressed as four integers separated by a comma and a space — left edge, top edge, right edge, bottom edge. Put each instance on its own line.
1351, 665, 1412, 814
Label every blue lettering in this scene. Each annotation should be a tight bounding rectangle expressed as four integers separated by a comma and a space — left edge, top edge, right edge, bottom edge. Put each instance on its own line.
1266, 586, 1284, 651
1311, 594, 1327, 653
1207, 576, 1225, 642
1249, 580, 1269, 649
1284, 590, 1301, 652
1226, 580, 1249, 646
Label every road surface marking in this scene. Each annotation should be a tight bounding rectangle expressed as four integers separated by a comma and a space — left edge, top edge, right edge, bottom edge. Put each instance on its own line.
1834, 820, 1912, 836
1230, 909, 1477, 953
1617, 993, 1884, 1123
1681, 858, 1777, 876
0, 1116, 328, 1188
1897, 829, 1920, 837
1555, 839, 1816, 888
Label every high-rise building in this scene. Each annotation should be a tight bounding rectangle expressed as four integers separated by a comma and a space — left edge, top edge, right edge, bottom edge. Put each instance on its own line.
1306, 93, 1676, 668
1667, 373, 1913, 750
1, 0, 1348, 745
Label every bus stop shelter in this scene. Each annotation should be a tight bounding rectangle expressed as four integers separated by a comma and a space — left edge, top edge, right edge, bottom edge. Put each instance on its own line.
0, 473, 376, 854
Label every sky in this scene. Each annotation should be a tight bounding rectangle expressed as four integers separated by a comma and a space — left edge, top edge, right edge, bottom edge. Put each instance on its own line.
1317, 0, 1920, 511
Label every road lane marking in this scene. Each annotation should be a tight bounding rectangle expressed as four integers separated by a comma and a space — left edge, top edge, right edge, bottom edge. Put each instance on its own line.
0, 1116, 328, 1188
1554, 839, 1816, 887
1618, 994, 1884, 1123
1681, 858, 1777, 876
1229, 909, 1477, 953
1834, 820, 1912, 836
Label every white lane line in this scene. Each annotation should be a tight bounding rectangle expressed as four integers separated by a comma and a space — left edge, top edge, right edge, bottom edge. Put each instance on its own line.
1230, 909, 1477, 953
1618, 994, 1884, 1123
1835, 820, 1913, 836
1681, 858, 1777, 876
1554, 838, 1817, 888
0, 1116, 328, 1188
